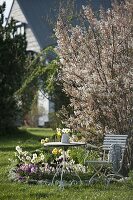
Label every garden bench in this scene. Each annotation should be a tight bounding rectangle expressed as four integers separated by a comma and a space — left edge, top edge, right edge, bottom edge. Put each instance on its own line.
85, 134, 128, 184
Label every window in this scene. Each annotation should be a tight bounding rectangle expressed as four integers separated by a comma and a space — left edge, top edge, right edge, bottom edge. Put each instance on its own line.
15, 21, 25, 35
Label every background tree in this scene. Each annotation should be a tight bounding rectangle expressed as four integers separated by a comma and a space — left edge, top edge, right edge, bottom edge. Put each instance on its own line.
17, 0, 88, 129
54, 0, 133, 168
18, 46, 70, 128
0, 3, 27, 132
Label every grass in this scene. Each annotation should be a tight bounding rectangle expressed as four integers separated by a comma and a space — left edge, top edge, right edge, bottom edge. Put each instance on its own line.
0, 127, 133, 200
23, 127, 55, 137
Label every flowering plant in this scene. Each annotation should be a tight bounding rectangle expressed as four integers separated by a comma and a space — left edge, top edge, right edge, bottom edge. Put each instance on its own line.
15, 146, 45, 164
8, 128, 88, 184
56, 128, 86, 143
8, 142, 87, 184
8, 146, 47, 182
56, 128, 72, 141
40, 138, 49, 145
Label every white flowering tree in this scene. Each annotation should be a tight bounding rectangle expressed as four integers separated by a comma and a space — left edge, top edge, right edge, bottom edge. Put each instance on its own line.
55, 1, 133, 168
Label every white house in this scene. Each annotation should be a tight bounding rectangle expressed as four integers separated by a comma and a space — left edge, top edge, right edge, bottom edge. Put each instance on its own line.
7, 0, 56, 126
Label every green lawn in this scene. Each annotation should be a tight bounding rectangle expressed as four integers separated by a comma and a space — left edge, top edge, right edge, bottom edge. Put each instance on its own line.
0, 128, 133, 200
24, 127, 55, 137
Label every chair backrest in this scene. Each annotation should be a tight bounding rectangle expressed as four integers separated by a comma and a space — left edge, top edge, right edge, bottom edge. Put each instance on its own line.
102, 134, 128, 172
102, 134, 128, 152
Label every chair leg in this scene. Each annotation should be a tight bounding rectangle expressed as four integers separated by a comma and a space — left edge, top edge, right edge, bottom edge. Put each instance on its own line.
89, 165, 103, 184
106, 173, 125, 185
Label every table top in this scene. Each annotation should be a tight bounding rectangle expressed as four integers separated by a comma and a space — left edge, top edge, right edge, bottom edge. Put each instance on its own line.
44, 142, 97, 149
44, 141, 86, 147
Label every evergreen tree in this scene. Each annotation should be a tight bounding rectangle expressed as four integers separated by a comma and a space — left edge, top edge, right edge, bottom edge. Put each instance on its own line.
0, 3, 27, 131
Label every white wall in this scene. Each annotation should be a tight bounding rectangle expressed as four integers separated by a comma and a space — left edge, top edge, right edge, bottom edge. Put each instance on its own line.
38, 91, 49, 126
9, 0, 40, 52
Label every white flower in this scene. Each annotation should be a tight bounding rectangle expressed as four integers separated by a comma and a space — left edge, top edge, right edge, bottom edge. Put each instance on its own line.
23, 151, 28, 156
41, 139, 45, 144
40, 154, 45, 160
41, 138, 49, 144
62, 128, 71, 134
31, 158, 35, 164
15, 146, 22, 153
26, 156, 31, 161
33, 153, 37, 159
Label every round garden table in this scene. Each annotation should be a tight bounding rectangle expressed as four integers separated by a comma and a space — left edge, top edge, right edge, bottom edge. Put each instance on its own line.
44, 141, 97, 187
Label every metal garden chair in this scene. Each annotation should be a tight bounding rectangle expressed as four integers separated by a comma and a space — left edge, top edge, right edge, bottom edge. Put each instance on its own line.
85, 134, 128, 184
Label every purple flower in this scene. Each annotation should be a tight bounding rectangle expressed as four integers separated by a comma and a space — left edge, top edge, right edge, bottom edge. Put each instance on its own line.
18, 164, 38, 174
31, 166, 37, 173
18, 176, 26, 182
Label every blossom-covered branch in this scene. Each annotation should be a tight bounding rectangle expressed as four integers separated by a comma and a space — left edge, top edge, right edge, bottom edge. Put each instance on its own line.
54, 0, 133, 136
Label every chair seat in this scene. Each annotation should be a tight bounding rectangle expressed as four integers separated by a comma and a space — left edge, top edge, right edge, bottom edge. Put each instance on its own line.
86, 160, 110, 164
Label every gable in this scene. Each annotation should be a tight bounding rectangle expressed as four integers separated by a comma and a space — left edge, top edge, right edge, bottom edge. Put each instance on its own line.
17, 0, 56, 49
9, 0, 41, 52
8, 0, 27, 23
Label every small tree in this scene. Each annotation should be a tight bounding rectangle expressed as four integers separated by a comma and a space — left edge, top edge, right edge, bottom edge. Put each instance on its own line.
0, 3, 27, 131
55, 0, 133, 168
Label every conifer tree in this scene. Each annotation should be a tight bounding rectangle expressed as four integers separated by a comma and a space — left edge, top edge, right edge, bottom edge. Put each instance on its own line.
0, 3, 27, 131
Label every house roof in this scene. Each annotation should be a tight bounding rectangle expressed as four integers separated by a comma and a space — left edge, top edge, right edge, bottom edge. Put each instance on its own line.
17, 0, 57, 49
9, 0, 111, 49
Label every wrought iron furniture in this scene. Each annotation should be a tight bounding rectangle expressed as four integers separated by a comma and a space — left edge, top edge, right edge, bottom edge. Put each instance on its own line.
44, 141, 86, 187
85, 134, 128, 184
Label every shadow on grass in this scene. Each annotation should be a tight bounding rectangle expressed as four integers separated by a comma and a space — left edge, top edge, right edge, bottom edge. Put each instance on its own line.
0, 128, 40, 139
0, 128, 45, 152
0, 128, 56, 154
0, 127, 54, 142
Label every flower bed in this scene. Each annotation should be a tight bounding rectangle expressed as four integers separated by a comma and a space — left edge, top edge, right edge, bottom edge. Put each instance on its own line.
8, 128, 90, 184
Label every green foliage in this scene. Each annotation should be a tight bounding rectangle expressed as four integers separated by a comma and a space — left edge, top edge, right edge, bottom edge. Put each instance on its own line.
18, 46, 70, 128
0, 3, 27, 131
86, 150, 100, 161
48, 112, 63, 130
124, 170, 133, 189
69, 147, 86, 165
41, 47, 70, 111
84, 149, 101, 174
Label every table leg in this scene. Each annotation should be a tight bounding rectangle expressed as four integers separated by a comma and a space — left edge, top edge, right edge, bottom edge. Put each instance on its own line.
59, 149, 66, 187
52, 147, 83, 187
52, 149, 66, 187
